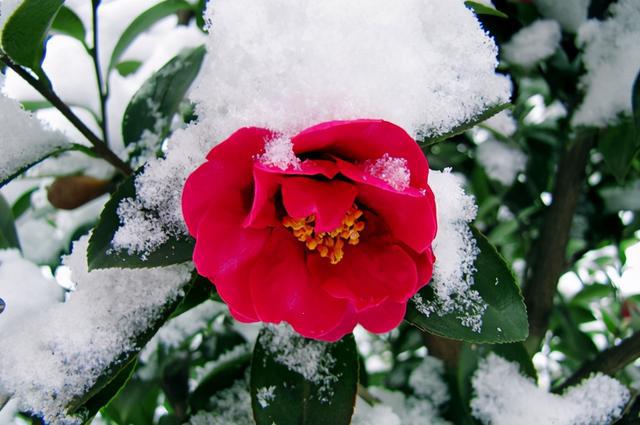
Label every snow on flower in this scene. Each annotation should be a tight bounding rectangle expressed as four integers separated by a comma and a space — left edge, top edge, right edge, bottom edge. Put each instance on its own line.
258, 136, 301, 171
471, 354, 630, 425
182, 120, 437, 340
113, 0, 510, 259
572, 0, 640, 127
502, 20, 562, 69
0, 236, 192, 424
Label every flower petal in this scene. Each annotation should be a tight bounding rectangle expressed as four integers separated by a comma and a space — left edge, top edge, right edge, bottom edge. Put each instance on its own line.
291, 120, 428, 188
357, 300, 407, 334
281, 178, 357, 232
249, 228, 350, 337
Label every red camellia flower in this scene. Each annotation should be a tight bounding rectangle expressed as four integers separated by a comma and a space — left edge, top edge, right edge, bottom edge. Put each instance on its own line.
182, 120, 437, 341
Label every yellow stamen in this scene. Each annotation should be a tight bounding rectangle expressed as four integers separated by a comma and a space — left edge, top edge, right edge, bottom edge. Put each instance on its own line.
282, 204, 366, 264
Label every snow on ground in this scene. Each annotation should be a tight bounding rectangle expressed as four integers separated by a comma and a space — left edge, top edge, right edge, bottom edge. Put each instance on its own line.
572, 0, 640, 128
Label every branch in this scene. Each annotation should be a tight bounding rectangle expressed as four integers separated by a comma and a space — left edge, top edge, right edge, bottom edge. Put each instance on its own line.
90, 0, 110, 146
357, 383, 381, 406
555, 331, 640, 392
0, 54, 133, 176
523, 132, 596, 352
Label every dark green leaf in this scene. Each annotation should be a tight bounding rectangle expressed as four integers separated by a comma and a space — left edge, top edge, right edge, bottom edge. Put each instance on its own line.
87, 171, 194, 270
633, 71, 640, 141
108, 0, 192, 73
122, 45, 205, 147
464, 1, 508, 18
0, 193, 20, 250
190, 348, 251, 412
420, 103, 511, 146
11, 187, 37, 219
116, 60, 142, 77
250, 330, 358, 425
102, 376, 160, 425
50, 6, 86, 45
1, 0, 64, 74
598, 119, 639, 183
405, 227, 529, 343
69, 359, 137, 425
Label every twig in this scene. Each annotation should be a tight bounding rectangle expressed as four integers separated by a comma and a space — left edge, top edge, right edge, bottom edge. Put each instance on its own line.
522, 132, 596, 352
90, 0, 110, 146
555, 331, 640, 392
0, 54, 133, 176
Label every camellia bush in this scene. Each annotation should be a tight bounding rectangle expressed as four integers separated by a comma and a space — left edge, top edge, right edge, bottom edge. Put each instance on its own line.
0, 0, 639, 424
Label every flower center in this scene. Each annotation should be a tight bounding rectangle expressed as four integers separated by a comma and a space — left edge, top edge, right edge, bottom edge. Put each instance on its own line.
282, 205, 366, 264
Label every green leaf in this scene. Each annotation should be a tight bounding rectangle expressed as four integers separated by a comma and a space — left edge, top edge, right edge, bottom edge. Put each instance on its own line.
1, 0, 64, 74
420, 103, 511, 146
122, 45, 205, 147
108, 0, 192, 73
102, 376, 160, 425
464, 1, 508, 18
116, 60, 143, 77
0, 193, 20, 250
633, 70, 640, 141
87, 171, 194, 270
0, 143, 77, 188
598, 118, 639, 183
11, 187, 37, 219
50, 6, 86, 45
70, 359, 137, 425
405, 227, 529, 343
250, 330, 358, 425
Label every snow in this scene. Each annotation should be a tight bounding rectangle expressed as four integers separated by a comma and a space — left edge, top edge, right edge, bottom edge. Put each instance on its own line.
534, 0, 590, 33
261, 324, 337, 401
366, 154, 411, 192
0, 250, 63, 334
256, 386, 276, 408
112, 0, 511, 257
502, 20, 562, 69
477, 140, 527, 186
572, 0, 640, 128
408, 356, 449, 406
0, 236, 192, 424
357, 387, 452, 425
471, 354, 630, 425
0, 78, 69, 185
258, 136, 301, 171
414, 169, 486, 332
189, 380, 253, 425
483, 110, 517, 137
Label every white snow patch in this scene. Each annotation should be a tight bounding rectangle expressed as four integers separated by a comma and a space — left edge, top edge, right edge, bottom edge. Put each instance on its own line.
483, 110, 517, 137
258, 136, 301, 171
0, 250, 63, 334
408, 356, 449, 407
261, 324, 337, 402
256, 386, 276, 408
415, 169, 486, 332
189, 380, 253, 425
0, 81, 69, 184
502, 20, 562, 69
572, 0, 640, 127
359, 387, 453, 425
366, 154, 411, 192
534, 0, 590, 33
477, 139, 527, 186
0, 236, 192, 424
471, 354, 630, 425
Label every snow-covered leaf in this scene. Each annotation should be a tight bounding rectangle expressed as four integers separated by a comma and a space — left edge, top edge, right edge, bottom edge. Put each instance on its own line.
1, 0, 64, 76
107, 0, 193, 73
421, 103, 511, 146
87, 171, 194, 271
250, 327, 358, 425
0, 193, 20, 250
405, 227, 528, 343
122, 45, 205, 147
